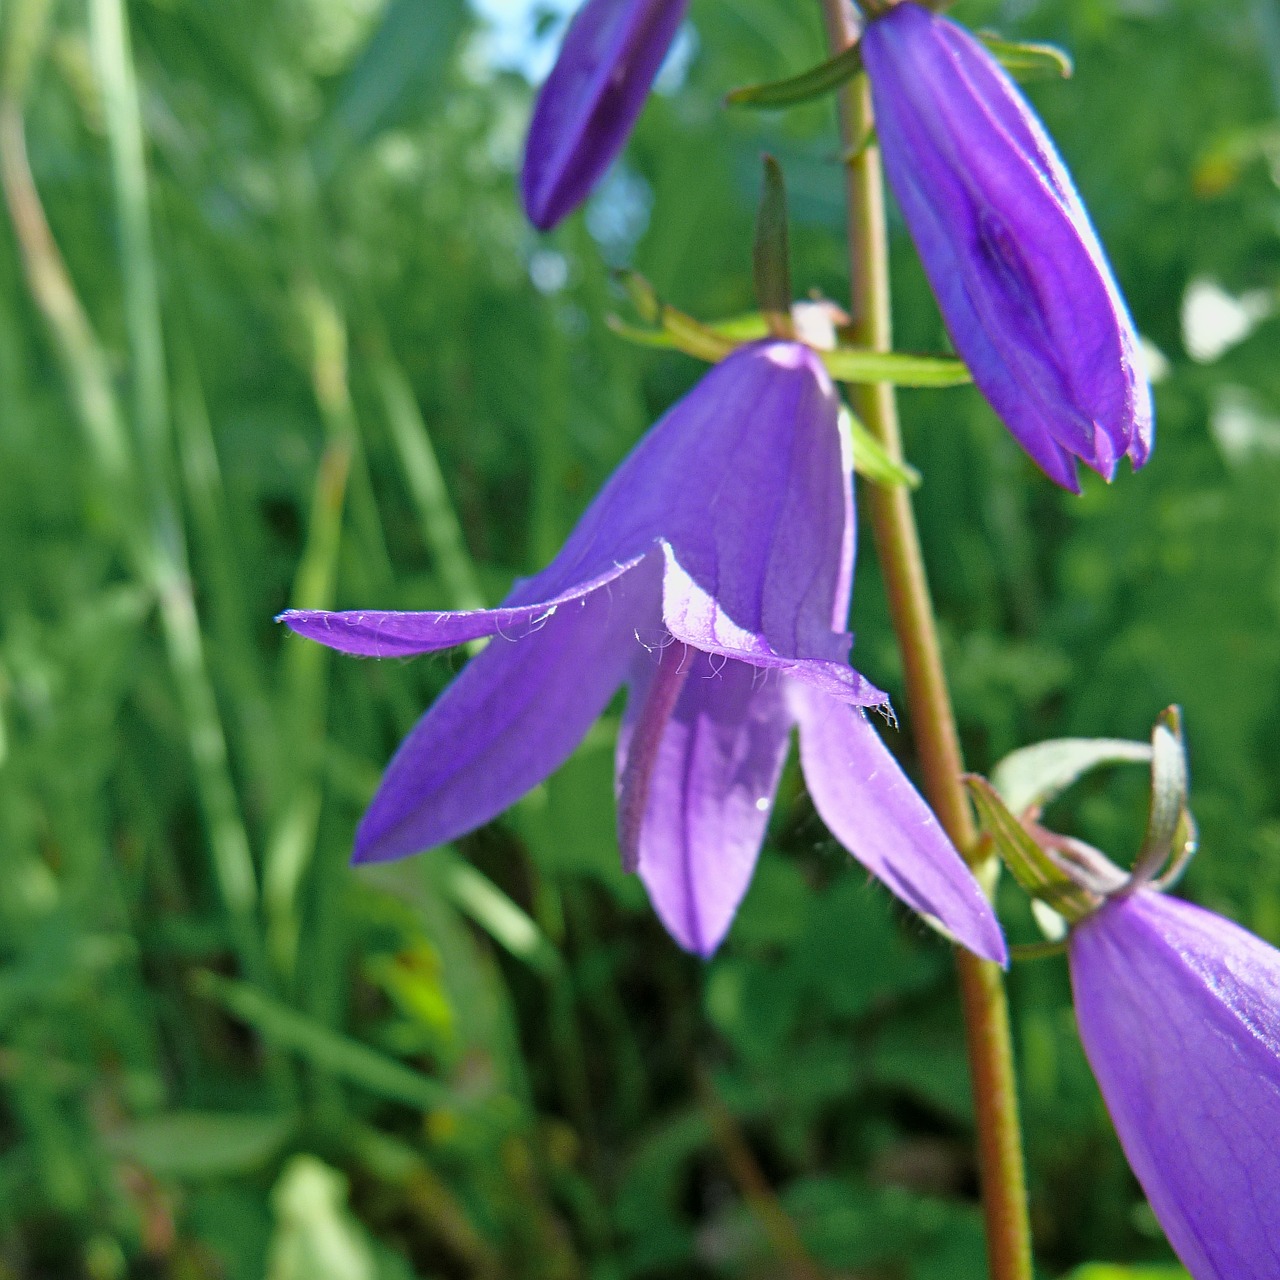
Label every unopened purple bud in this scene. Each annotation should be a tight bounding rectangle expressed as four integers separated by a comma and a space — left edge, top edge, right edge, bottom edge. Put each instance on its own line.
1069, 890, 1280, 1278
861, 3, 1153, 491
521, 0, 688, 231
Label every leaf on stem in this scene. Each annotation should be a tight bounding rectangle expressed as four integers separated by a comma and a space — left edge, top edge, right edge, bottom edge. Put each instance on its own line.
194, 970, 458, 1111
753, 156, 793, 338
823, 346, 970, 386
726, 42, 863, 109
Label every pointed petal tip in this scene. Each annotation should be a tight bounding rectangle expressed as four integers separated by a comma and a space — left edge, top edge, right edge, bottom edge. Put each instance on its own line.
793, 685, 1008, 963
659, 913, 730, 960
921, 884, 1008, 966
349, 833, 410, 866
1128, 430, 1154, 472
1056, 459, 1083, 494
972, 906, 1010, 968
519, 173, 561, 232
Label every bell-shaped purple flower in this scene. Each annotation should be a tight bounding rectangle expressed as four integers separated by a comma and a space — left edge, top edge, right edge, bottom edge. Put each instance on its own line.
860, 2, 1153, 492
283, 342, 1004, 962
521, 0, 687, 230
1069, 890, 1280, 1278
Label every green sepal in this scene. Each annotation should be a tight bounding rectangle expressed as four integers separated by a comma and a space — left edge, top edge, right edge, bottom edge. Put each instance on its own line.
991, 736, 1152, 816
608, 272, 969, 389
681, 308, 970, 385
608, 271, 735, 362
965, 775, 1100, 923
753, 156, 793, 338
1132, 706, 1195, 886
977, 31, 1074, 81
842, 405, 920, 490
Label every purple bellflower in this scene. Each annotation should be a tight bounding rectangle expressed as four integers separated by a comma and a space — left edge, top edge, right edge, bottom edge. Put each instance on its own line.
860, 2, 1153, 492
1070, 890, 1280, 1277
521, 0, 687, 230
283, 341, 1004, 962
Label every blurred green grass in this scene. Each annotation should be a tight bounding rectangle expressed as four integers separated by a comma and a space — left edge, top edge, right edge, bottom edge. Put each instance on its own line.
0, 0, 1277, 1276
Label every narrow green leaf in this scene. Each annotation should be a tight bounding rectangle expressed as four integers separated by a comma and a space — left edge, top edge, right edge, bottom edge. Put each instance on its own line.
726, 42, 863, 109
752, 156, 792, 337
842, 406, 921, 489
264, 441, 351, 978
607, 275, 965, 391
107, 1111, 296, 1177
194, 972, 453, 1111
435, 848, 562, 978
312, 0, 469, 175
991, 737, 1152, 816
820, 347, 971, 387
1067, 1266, 1189, 1280
724, 28, 1067, 112
978, 31, 1074, 81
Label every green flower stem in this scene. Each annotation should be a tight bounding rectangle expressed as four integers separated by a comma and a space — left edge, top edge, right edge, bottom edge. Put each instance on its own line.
817, 5, 1034, 1278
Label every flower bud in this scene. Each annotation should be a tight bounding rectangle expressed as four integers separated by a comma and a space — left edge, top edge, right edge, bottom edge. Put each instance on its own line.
521, 0, 687, 230
861, 3, 1153, 491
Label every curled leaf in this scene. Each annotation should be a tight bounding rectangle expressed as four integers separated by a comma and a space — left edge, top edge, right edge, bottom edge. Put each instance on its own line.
991, 736, 1152, 817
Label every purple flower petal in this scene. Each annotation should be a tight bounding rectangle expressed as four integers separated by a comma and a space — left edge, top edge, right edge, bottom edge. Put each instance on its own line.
284, 340, 901, 959
521, 0, 688, 230
286, 343, 870, 690
659, 542, 885, 705
861, 2, 1153, 488
1069, 891, 1280, 1279
279, 557, 644, 657
544, 342, 855, 647
353, 556, 661, 863
615, 638, 692, 874
790, 683, 1006, 964
620, 652, 792, 957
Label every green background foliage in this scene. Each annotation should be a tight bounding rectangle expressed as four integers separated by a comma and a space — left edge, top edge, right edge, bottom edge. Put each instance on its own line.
0, 0, 1275, 1275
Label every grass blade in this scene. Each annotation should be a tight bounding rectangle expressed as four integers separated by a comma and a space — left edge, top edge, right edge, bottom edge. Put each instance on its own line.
195, 971, 454, 1112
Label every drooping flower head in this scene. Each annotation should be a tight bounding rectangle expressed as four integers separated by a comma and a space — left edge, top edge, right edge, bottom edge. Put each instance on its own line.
522, 0, 687, 230
860, 2, 1153, 491
283, 342, 1004, 962
1070, 892, 1280, 1279
970, 716, 1280, 1276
